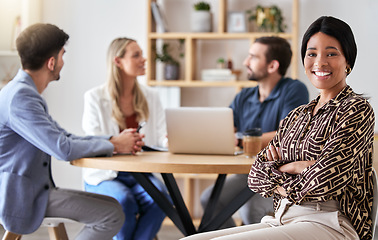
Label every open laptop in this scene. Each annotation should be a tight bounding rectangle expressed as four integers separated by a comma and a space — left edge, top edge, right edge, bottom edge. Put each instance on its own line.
165, 107, 236, 155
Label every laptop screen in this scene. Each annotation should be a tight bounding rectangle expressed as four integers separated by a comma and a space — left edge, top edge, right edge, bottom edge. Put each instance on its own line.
166, 107, 235, 155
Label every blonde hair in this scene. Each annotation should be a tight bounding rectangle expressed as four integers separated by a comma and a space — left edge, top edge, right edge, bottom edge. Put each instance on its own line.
106, 38, 149, 130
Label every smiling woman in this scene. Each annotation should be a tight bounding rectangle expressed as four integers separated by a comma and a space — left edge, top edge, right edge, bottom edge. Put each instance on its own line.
300, 16, 357, 115
181, 16, 375, 240
304, 32, 349, 114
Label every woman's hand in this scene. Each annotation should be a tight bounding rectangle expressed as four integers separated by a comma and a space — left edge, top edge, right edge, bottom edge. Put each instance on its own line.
267, 144, 315, 196
133, 130, 145, 153
267, 145, 288, 197
110, 128, 145, 155
273, 161, 315, 197
267, 144, 316, 174
274, 186, 287, 197
266, 144, 281, 161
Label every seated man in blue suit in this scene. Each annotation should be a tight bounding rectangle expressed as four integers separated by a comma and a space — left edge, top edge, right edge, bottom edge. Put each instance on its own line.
0, 23, 143, 239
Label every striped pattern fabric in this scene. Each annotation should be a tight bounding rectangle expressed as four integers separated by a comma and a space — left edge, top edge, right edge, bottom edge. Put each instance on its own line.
248, 85, 375, 240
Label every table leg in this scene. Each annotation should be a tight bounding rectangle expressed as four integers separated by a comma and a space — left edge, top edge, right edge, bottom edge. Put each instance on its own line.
198, 185, 255, 232
131, 172, 254, 236
198, 174, 226, 230
130, 172, 191, 235
161, 173, 197, 236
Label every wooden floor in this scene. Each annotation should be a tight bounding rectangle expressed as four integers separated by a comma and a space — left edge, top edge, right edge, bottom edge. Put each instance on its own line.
0, 220, 184, 240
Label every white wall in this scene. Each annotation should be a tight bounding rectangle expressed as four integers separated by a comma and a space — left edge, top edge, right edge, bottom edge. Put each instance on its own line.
298, 0, 378, 119
38, 0, 378, 189
42, 0, 148, 189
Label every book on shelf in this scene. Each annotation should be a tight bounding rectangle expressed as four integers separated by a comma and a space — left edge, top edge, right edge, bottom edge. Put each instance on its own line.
151, 2, 169, 32
201, 69, 236, 82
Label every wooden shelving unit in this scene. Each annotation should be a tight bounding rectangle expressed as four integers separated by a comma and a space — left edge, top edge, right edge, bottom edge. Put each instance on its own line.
146, 0, 299, 91
0, 0, 42, 89
147, 0, 299, 219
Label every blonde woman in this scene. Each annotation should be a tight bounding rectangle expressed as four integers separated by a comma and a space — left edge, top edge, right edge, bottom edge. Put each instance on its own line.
82, 38, 168, 240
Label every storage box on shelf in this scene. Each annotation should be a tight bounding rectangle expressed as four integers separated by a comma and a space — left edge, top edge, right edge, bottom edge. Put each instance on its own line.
146, 0, 299, 91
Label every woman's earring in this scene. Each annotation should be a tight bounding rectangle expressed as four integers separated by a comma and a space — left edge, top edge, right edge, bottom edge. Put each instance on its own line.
345, 67, 352, 75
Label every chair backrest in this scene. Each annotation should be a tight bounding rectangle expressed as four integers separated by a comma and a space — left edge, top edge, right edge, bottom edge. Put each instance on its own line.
371, 168, 378, 240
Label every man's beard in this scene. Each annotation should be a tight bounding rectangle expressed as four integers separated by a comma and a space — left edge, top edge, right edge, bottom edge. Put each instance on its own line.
248, 73, 259, 82
52, 64, 61, 81
247, 67, 268, 82
52, 72, 61, 81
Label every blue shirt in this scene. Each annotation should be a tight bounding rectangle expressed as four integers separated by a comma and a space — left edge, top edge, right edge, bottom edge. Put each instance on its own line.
0, 69, 114, 234
230, 77, 309, 133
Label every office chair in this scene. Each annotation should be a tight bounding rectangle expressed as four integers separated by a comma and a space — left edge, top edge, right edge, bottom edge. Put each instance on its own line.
2, 217, 75, 240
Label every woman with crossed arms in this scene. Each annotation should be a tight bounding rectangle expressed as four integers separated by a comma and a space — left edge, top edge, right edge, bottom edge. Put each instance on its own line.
182, 16, 374, 240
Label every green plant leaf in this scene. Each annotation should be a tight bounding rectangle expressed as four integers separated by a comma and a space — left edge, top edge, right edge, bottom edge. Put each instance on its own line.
194, 1, 210, 11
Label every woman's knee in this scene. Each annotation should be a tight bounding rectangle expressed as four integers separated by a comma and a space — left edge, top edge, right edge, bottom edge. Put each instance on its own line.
117, 192, 139, 216
89, 181, 139, 216
145, 201, 166, 221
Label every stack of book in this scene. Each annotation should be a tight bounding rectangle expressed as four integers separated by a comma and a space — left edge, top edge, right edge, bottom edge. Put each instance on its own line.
201, 69, 236, 81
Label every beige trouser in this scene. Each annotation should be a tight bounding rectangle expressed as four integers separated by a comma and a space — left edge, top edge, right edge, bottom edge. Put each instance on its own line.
181, 199, 359, 240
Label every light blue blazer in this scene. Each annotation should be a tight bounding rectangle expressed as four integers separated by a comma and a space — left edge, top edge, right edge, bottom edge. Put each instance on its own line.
0, 69, 114, 234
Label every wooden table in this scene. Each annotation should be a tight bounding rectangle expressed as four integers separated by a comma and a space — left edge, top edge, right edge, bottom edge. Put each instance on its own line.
71, 151, 255, 236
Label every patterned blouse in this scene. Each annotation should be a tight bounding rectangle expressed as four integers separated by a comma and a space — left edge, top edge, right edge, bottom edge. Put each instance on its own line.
248, 85, 375, 240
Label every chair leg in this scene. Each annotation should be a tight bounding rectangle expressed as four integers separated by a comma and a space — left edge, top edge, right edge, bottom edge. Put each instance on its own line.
47, 223, 69, 240
2, 231, 22, 240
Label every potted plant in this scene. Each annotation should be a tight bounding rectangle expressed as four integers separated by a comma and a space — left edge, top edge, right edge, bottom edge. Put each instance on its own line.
155, 40, 184, 80
246, 5, 286, 33
191, 1, 212, 32
216, 58, 225, 69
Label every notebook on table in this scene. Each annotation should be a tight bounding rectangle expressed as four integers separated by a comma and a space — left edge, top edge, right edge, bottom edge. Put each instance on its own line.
165, 107, 236, 155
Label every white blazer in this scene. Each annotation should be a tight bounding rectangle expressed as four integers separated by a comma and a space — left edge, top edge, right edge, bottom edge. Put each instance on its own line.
82, 83, 167, 185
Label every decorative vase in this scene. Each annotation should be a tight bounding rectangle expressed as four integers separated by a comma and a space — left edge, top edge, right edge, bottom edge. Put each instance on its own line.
164, 64, 179, 80
191, 11, 212, 32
